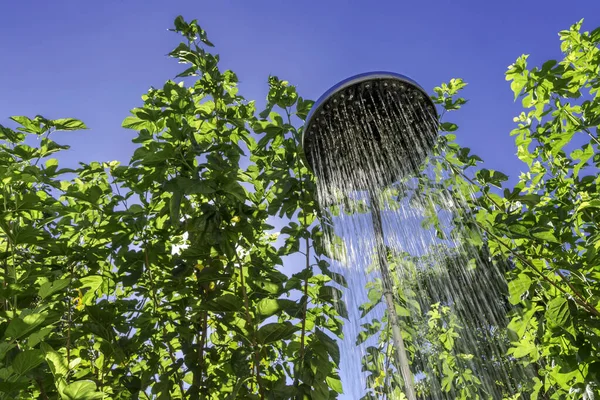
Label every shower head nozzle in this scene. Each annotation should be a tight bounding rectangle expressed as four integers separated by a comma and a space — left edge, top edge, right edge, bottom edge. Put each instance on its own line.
302, 72, 439, 192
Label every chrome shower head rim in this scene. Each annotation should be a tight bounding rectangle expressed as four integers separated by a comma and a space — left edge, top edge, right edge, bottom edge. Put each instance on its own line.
302, 71, 438, 166
301, 71, 440, 193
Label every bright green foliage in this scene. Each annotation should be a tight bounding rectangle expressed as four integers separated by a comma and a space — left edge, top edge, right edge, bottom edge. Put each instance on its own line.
1, 14, 599, 400
0, 116, 113, 399
491, 21, 600, 399
251, 76, 347, 399
356, 20, 600, 400
0, 16, 344, 400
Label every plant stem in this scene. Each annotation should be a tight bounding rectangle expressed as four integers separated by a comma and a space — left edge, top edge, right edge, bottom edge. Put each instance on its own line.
197, 311, 208, 395
235, 249, 265, 400
481, 224, 600, 317
292, 107, 312, 392
299, 225, 311, 362
449, 163, 600, 316
36, 378, 49, 400
382, 323, 392, 400
66, 263, 74, 367
144, 246, 187, 399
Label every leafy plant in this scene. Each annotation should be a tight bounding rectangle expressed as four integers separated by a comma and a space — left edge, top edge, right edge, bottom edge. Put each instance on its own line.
1, 14, 599, 400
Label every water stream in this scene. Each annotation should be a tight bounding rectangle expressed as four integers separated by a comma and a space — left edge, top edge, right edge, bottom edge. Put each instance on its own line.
307, 82, 535, 399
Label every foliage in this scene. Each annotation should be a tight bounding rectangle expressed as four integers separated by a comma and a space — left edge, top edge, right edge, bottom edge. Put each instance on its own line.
356, 19, 600, 400
1, 14, 599, 400
489, 20, 600, 399
0, 16, 345, 400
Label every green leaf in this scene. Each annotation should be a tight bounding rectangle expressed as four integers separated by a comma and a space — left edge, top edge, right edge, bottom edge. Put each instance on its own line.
52, 118, 88, 131
440, 122, 458, 132
571, 143, 594, 177
312, 379, 330, 400
223, 181, 247, 202
318, 286, 343, 303
531, 230, 560, 243
507, 223, 531, 239
164, 177, 215, 195
476, 169, 509, 188
4, 312, 46, 339
321, 268, 348, 288
10, 116, 43, 134
507, 305, 538, 339
45, 158, 59, 169
63, 380, 104, 400
80, 275, 103, 306
508, 273, 532, 305
200, 294, 243, 313
256, 298, 297, 319
578, 199, 600, 211
195, 266, 228, 284
13, 350, 44, 376
296, 97, 314, 121
170, 191, 182, 224
546, 297, 570, 327
41, 343, 68, 377
225, 377, 252, 400
38, 279, 70, 299
0, 124, 25, 142
314, 329, 340, 366
511, 338, 537, 359
256, 322, 300, 344
326, 375, 343, 394
122, 115, 154, 132
0, 343, 15, 362
28, 326, 54, 347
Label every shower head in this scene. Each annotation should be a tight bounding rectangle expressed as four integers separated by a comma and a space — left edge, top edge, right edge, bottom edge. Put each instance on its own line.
302, 72, 439, 192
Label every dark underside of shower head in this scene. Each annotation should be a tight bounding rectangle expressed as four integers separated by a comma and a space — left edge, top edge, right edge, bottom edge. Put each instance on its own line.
303, 75, 439, 192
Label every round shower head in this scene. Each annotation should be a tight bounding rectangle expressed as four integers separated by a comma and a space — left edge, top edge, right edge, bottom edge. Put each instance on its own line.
302, 72, 439, 193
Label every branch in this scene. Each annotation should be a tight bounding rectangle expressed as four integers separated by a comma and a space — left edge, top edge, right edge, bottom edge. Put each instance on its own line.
234, 248, 265, 400
66, 262, 75, 367
290, 106, 312, 391
482, 225, 600, 317
382, 323, 392, 400
36, 378, 49, 400
448, 163, 600, 316
299, 228, 311, 361
196, 311, 208, 393
144, 247, 187, 398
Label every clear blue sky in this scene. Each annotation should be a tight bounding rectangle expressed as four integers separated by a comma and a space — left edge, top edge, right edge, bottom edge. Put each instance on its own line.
2, 0, 599, 181
2, 1, 600, 397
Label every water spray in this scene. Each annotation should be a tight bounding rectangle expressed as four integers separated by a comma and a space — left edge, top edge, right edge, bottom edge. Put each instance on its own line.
302, 72, 438, 400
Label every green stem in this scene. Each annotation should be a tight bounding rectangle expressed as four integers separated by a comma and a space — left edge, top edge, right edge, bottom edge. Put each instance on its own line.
370, 192, 416, 400
235, 249, 265, 400
480, 222, 600, 317
144, 247, 187, 399
382, 323, 392, 400
292, 107, 315, 394
66, 262, 75, 367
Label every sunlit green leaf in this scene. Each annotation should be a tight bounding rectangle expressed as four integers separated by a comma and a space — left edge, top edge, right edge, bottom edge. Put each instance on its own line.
13, 350, 44, 376
63, 380, 104, 400
52, 118, 88, 131
38, 279, 70, 299
256, 322, 299, 344
4, 313, 46, 339
200, 294, 243, 313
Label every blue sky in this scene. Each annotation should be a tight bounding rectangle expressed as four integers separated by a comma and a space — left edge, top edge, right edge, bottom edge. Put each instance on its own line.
2, 0, 599, 182
2, 0, 600, 397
